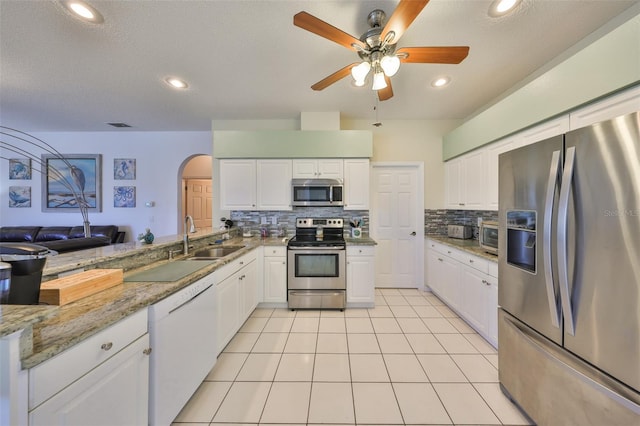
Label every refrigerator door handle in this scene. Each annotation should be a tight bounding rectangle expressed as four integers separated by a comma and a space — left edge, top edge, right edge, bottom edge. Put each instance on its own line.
558, 146, 576, 335
543, 150, 562, 328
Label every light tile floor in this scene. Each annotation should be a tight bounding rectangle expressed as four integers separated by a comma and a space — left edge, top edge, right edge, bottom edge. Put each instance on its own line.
172, 288, 534, 425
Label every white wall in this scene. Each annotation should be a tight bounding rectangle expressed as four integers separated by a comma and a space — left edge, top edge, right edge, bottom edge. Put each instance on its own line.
1, 131, 211, 241
342, 119, 460, 209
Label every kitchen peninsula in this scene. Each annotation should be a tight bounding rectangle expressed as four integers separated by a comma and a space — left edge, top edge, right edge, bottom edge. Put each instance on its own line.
0, 228, 375, 425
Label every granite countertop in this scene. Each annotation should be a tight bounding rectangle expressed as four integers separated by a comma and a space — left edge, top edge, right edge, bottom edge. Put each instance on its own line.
345, 236, 377, 245
426, 235, 498, 262
1, 232, 288, 369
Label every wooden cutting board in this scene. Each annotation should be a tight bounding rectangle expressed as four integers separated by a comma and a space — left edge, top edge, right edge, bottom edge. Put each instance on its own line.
39, 269, 124, 306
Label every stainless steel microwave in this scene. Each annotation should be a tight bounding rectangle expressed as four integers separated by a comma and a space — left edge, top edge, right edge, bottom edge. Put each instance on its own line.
479, 221, 499, 254
291, 178, 344, 207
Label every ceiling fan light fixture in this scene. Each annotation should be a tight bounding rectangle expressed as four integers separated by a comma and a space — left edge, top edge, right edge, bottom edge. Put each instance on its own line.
351, 61, 371, 82
488, 0, 522, 17
380, 55, 400, 77
60, 0, 104, 23
372, 71, 387, 90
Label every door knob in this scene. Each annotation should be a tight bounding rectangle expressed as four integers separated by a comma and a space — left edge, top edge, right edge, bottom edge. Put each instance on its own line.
410, 231, 416, 236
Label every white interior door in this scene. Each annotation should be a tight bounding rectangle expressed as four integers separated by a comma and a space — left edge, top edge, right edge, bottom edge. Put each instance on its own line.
371, 163, 424, 288
185, 179, 213, 229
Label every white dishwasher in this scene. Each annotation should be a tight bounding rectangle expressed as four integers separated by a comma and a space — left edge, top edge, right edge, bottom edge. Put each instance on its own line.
148, 273, 217, 426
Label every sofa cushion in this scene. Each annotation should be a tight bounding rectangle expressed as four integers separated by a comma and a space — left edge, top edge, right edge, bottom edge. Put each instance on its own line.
35, 226, 72, 242
0, 226, 41, 242
39, 237, 112, 253
69, 225, 119, 243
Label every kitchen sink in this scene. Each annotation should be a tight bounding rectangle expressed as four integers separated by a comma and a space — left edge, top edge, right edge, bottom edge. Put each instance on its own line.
188, 245, 245, 260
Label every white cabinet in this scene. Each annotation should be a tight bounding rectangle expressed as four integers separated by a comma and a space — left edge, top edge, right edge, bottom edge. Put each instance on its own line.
292, 159, 343, 179
215, 251, 259, 353
257, 159, 292, 210
426, 239, 498, 347
220, 159, 292, 211
346, 246, 375, 307
343, 159, 370, 210
263, 246, 287, 304
29, 335, 149, 426
219, 159, 257, 210
569, 85, 640, 130
484, 136, 518, 210
28, 310, 150, 425
445, 150, 484, 210
518, 116, 569, 149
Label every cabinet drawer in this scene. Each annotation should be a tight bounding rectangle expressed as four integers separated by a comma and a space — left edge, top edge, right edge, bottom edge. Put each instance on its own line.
347, 246, 374, 257
29, 308, 148, 409
214, 249, 258, 282
457, 252, 489, 274
426, 240, 449, 256
264, 246, 286, 257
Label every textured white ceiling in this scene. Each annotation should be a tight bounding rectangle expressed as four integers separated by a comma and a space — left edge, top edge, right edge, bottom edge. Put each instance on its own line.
0, 0, 637, 132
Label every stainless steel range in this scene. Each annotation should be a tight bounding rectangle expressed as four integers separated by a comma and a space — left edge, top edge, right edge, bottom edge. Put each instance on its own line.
287, 218, 346, 310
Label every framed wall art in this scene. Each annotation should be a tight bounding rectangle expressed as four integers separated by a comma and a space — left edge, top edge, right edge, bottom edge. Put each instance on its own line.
41, 154, 102, 212
114, 158, 136, 180
114, 186, 136, 208
9, 158, 31, 180
9, 186, 31, 207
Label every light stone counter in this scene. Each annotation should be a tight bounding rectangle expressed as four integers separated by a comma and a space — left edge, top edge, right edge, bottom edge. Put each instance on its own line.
1, 231, 289, 369
426, 235, 498, 262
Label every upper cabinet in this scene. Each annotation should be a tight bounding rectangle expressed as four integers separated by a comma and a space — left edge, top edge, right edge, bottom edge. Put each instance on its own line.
343, 159, 369, 210
569, 85, 640, 130
445, 150, 484, 210
257, 160, 293, 210
292, 159, 343, 179
219, 159, 257, 210
220, 159, 292, 211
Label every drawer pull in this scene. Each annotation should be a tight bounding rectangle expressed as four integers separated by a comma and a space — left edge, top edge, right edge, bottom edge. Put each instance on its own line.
438, 258, 443, 262
143, 348, 152, 356
101, 342, 113, 351
469, 259, 474, 263
447, 250, 452, 254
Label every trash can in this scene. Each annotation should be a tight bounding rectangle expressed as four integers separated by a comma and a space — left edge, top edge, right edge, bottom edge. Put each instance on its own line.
0, 243, 56, 305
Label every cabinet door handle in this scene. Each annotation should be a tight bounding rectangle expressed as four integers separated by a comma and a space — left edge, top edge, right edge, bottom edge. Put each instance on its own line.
438, 258, 443, 262
447, 250, 452, 254
459, 203, 465, 206
143, 348, 152, 356
101, 342, 113, 351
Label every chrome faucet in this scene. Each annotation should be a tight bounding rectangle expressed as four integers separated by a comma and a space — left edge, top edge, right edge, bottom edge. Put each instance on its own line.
183, 215, 196, 255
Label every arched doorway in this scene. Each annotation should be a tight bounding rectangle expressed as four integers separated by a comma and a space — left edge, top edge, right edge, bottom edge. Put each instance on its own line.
179, 155, 213, 232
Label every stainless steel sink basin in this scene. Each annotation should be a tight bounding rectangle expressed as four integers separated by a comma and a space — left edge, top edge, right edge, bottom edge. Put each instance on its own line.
189, 245, 244, 260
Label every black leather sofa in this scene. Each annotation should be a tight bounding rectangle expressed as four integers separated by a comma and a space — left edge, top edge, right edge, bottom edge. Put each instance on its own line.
0, 225, 125, 253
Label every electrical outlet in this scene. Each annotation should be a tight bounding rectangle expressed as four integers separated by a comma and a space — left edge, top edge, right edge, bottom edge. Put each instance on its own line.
477, 217, 483, 226
260, 216, 267, 225
271, 216, 278, 225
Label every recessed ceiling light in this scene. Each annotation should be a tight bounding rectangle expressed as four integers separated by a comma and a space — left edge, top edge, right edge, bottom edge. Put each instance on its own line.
60, 0, 104, 24
431, 76, 451, 88
165, 77, 189, 89
488, 0, 522, 17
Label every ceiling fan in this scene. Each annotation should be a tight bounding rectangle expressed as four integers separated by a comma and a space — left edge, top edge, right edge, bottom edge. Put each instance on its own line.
293, 0, 469, 101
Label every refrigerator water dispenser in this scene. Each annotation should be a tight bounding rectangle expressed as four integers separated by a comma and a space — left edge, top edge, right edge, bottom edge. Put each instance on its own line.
506, 210, 536, 273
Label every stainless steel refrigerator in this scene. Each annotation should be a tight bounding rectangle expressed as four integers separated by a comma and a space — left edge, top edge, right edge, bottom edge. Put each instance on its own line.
498, 111, 640, 425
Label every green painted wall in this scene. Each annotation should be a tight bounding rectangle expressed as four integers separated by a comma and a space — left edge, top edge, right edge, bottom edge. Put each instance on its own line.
443, 10, 640, 160
213, 130, 373, 158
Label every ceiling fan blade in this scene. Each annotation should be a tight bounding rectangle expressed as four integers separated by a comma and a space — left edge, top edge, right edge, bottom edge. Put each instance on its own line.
377, 75, 394, 101
294, 12, 366, 51
311, 63, 358, 91
397, 46, 470, 64
381, 0, 429, 44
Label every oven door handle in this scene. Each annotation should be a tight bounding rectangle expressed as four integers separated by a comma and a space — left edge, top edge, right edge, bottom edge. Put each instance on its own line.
289, 291, 344, 297
287, 246, 345, 251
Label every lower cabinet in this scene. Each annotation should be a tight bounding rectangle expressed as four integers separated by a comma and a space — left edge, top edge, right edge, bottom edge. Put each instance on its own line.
426, 239, 498, 347
263, 247, 287, 304
346, 246, 375, 307
28, 310, 150, 425
215, 251, 258, 354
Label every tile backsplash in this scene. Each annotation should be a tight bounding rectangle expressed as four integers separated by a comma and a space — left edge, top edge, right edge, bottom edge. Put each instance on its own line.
424, 209, 498, 239
230, 207, 369, 237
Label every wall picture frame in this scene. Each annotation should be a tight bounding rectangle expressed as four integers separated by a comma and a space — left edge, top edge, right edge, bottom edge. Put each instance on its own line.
9, 186, 31, 207
41, 154, 102, 212
9, 158, 31, 180
113, 186, 136, 208
114, 158, 136, 180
